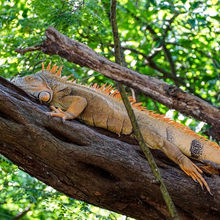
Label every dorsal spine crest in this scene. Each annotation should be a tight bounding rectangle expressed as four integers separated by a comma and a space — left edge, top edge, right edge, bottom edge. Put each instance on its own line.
39, 63, 219, 149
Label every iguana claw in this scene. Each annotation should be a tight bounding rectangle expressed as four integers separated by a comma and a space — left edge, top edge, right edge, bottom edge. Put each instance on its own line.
179, 157, 211, 194
49, 106, 76, 121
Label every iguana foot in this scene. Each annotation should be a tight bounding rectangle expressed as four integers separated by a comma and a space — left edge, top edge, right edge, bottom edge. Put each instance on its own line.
49, 106, 76, 120
179, 157, 211, 194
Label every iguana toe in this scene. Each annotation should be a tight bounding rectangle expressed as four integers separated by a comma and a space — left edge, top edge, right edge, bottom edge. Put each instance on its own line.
179, 157, 211, 194
49, 106, 76, 121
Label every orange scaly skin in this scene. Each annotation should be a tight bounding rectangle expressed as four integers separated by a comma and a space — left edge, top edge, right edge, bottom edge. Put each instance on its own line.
12, 63, 220, 193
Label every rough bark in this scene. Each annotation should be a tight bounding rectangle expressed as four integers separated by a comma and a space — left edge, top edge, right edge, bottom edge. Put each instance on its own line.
0, 77, 220, 220
36, 27, 219, 141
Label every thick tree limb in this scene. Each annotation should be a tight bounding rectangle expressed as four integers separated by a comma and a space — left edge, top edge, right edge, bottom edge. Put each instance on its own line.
15, 27, 220, 141
0, 77, 220, 219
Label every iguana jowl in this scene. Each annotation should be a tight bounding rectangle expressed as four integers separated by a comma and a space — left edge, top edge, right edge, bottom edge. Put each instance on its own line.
12, 63, 220, 193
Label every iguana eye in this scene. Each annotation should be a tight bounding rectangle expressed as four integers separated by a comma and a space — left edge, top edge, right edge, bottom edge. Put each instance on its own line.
38, 91, 52, 103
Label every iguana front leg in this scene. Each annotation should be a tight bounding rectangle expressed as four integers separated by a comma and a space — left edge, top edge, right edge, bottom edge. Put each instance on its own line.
49, 96, 87, 120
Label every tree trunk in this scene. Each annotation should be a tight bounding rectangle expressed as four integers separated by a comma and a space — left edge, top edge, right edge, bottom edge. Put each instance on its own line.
0, 77, 220, 219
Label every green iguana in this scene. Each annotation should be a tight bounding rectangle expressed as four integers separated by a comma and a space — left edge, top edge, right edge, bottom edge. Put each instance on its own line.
12, 63, 220, 193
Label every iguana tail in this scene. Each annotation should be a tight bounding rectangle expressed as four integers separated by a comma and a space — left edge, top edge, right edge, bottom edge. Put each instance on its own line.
199, 141, 220, 165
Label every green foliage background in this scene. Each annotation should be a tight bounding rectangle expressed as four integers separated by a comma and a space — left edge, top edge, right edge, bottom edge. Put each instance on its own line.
0, 0, 219, 219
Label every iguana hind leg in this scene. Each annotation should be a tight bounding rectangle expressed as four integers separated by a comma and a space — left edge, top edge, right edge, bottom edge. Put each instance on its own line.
49, 96, 87, 120
161, 139, 211, 194
140, 125, 211, 193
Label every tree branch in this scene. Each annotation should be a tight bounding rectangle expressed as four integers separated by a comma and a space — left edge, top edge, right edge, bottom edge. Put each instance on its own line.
0, 77, 220, 219
13, 205, 31, 220
15, 46, 41, 55
167, 41, 220, 69
119, 45, 180, 81
162, 45, 176, 75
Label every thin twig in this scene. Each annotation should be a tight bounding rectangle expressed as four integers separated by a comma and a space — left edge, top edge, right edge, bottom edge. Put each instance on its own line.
119, 45, 184, 86
110, 1, 179, 219
15, 46, 42, 55
167, 41, 220, 69
13, 205, 31, 220
122, 5, 179, 77
161, 13, 180, 76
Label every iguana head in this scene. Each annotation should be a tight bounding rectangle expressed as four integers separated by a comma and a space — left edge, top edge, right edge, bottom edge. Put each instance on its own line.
12, 63, 64, 103
12, 73, 53, 103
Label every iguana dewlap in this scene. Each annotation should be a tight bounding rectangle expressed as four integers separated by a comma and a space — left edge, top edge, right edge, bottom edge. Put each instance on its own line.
12, 63, 220, 193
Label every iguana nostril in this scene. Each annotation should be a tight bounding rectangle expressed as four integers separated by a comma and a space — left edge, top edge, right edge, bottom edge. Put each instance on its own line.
38, 91, 51, 103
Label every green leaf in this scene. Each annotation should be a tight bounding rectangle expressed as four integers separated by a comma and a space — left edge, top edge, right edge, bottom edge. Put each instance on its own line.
187, 18, 196, 28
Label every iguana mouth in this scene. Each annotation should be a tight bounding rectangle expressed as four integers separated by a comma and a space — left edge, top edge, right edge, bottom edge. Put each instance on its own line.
38, 91, 53, 103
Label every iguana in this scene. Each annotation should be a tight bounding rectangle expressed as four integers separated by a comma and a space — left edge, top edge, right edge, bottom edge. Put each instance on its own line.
12, 63, 220, 193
